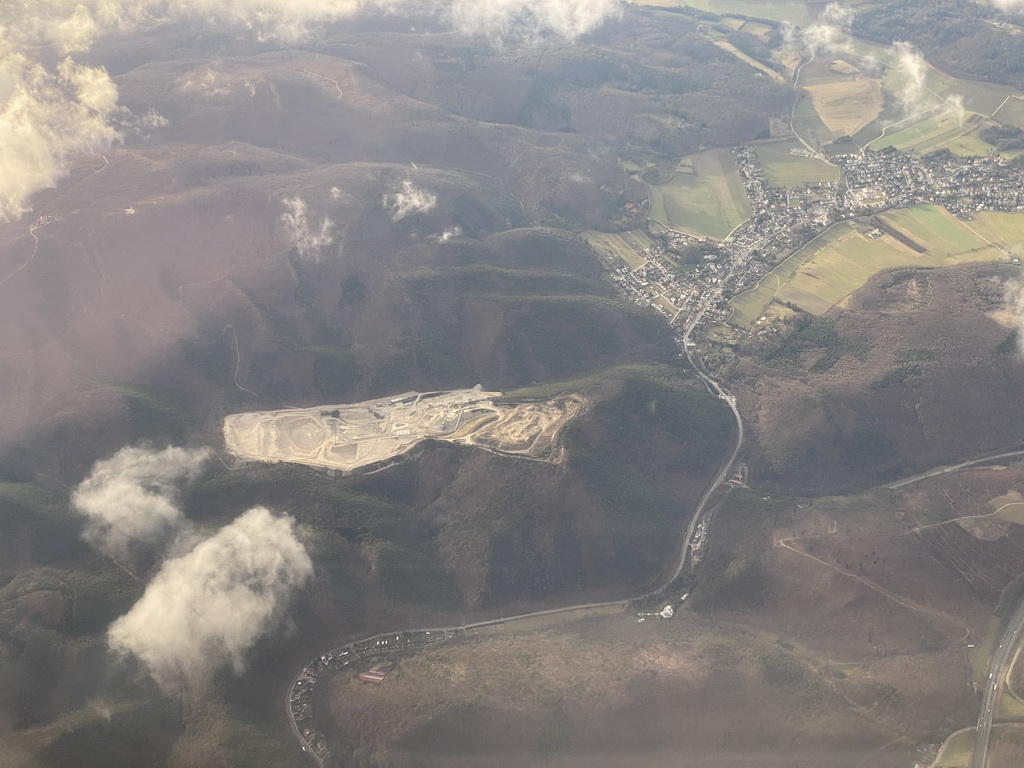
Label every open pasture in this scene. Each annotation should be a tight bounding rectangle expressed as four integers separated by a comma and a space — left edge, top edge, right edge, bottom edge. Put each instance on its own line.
993, 96, 1024, 132
841, 35, 1018, 117
728, 226, 848, 327
753, 138, 841, 186
773, 226, 919, 315
880, 205, 994, 256
804, 77, 883, 136
647, 148, 751, 241
791, 94, 837, 150
970, 212, 1024, 250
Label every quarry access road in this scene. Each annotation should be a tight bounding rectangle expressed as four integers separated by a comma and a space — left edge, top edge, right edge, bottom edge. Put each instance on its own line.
971, 596, 1024, 768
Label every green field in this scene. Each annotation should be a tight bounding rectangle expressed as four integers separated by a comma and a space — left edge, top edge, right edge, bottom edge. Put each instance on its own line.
631, 0, 812, 24
993, 96, 1024, 131
729, 227, 847, 327
880, 205, 992, 256
752, 139, 841, 186
933, 728, 977, 768
729, 206, 1005, 325
714, 40, 786, 82
970, 212, 1024, 249
581, 230, 650, 270
647, 148, 751, 241
791, 94, 836, 148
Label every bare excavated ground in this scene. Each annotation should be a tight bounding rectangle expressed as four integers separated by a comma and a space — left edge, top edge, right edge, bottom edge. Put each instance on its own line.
222, 389, 583, 471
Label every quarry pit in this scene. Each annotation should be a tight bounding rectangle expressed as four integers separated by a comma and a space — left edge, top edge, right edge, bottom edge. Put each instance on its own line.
223, 387, 584, 472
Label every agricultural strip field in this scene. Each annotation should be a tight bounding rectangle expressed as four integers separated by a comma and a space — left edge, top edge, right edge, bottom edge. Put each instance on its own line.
647, 148, 751, 241
753, 138, 840, 186
729, 225, 849, 326
729, 206, 1005, 325
880, 205, 995, 257
869, 111, 992, 154
631, 0, 812, 24
804, 77, 883, 136
581, 230, 650, 270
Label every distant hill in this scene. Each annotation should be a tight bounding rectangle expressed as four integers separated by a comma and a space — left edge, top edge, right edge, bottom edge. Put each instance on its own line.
729, 262, 1024, 494
853, 0, 1024, 88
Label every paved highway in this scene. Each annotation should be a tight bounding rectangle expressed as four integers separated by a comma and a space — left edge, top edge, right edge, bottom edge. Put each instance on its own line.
888, 449, 1024, 490
971, 596, 1024, 768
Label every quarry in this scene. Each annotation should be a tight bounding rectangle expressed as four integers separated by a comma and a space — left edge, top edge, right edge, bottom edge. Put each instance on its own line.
223, 387, 584, 472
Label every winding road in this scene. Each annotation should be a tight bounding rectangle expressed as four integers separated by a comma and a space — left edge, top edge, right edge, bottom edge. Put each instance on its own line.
285, 309, 746, 765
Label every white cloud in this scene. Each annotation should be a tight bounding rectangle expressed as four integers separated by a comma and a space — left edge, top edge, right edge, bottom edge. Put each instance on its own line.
801, 2, 854, 55
179, 66, 235, 99
0, 51, 121, 220
281, 196, 335, 260
107, 507, 313, 691
891, 41, 928, 116
383, 179, 437, 221
72, 445, 212, 561
946, 94, 966, 127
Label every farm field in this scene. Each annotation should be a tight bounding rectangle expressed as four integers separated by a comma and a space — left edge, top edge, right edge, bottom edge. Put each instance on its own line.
879, 205, 994, 256
729, 207, 1005, 324
993, 96, 1024, 131
630, 0, 812, 24
869, 111, 992, 154
646, 148, 751, 240
753, 138, 840, 186
970, 212, 1024, 249
791, 94, 836, 149
729, 226, 848, 327
804, 77, 883, 136
581, 230, 650, 270
933, 728, 977, 768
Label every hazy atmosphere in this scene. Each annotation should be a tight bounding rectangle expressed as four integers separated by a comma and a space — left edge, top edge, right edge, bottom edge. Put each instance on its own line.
4, 0, 1024, 767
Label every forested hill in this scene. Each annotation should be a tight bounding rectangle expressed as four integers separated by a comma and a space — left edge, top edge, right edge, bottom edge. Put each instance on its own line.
852, 0, 1024, 88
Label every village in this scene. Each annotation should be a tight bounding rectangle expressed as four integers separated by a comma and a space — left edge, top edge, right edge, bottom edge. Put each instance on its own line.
609, 143, 1024, 355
